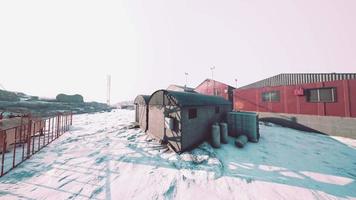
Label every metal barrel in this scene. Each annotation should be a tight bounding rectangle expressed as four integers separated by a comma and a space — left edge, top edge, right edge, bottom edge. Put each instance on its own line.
219, 123, 228, 144
211, 124, 221, 148
235, 135, 248, 148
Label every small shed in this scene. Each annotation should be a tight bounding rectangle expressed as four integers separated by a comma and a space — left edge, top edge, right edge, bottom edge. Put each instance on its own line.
147, 90, 232, 153
134, 95, 150, 131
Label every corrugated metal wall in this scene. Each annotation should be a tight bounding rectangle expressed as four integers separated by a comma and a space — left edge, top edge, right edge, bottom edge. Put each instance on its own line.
240, 73, 356, 89
234, 79, 356, 118
195, 79, 234, 101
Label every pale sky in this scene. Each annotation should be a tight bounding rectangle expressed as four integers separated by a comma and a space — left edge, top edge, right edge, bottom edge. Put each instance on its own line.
1, 0, 355, 103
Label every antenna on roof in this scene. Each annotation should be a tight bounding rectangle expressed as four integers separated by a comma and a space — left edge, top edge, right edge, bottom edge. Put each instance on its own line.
210, 66, 216, 95
210, 66, 215, 80
184, 72, 189, 90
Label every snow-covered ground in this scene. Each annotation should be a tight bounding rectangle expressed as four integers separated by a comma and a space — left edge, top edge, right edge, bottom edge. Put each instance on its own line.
0, 110, 355, 200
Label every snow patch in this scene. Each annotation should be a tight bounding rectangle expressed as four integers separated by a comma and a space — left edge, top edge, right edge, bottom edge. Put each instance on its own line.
0, 110, 355, 200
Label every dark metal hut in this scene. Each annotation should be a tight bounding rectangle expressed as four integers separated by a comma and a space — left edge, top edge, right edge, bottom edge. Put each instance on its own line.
147, 90, 232, 153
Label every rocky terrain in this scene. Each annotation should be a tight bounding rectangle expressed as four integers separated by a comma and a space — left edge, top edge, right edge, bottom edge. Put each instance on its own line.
0, 89, 113, 117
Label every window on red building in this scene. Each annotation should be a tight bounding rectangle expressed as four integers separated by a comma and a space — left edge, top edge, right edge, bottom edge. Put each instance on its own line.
262, 91, 280, 102
306, 88, 336, 103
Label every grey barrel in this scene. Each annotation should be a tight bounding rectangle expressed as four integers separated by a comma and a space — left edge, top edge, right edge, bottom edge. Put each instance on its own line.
211, 124, 221, 148
219, 123, 228, 144
235, 135, 248, 148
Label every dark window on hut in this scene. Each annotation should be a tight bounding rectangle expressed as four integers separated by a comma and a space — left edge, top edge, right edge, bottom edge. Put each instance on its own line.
215, 106, 220, 113
306, 88, 336, 103
262, 91, 280, 102
188, 108, 197, 119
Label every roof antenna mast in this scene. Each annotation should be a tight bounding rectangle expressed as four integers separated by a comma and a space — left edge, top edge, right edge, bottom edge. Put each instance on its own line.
210, 66, 216, 95
184, 72, 189, 90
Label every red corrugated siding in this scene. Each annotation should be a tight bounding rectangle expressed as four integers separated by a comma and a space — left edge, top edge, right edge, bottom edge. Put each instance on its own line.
233, 89, 258, 111
349, 80, 356, 117
284, 86, 298, 114
297, 83, 320, 115
195, 80, 230, 100
324, 81, 345, 116
234, 80, 356, 118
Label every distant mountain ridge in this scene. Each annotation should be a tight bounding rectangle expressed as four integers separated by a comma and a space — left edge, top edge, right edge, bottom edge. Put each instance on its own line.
0, 89, 113, 116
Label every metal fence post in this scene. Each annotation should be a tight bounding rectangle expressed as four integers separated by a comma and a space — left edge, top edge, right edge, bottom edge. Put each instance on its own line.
56, 115, 60, 138
27, 119, 32, 158
12, 127, 17, 168
32, 122, 36, 154
42, 120, 46, 146
20, 117, 24, 161
52, 117, 54, 141
38, 121, 41, 152
65, 115, 68, 131
47, 118, 51, 145
61, 115, 63, 135
1, 131, 7, 176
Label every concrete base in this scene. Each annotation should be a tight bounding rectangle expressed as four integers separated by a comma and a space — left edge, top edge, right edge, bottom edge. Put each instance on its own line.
258, 112, 356, 139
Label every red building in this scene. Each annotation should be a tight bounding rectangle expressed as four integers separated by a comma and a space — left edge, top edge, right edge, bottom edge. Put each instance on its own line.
234, 73, 356, 138
195, 79, 235, 102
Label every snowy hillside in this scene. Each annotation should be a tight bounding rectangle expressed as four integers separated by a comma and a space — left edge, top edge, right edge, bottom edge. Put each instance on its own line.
0, 110, 355, 200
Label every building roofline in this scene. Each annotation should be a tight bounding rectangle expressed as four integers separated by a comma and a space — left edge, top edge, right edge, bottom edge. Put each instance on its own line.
148, 89, 232, 107
195, 78, 236, 90
134, 95, 150, 105
167, 84, 195, 91
238, 73, 356, 90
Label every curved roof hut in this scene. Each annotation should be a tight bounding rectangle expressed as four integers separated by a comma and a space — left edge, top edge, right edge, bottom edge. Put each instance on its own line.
147, 90, 232, 153
134, 95, 150, 131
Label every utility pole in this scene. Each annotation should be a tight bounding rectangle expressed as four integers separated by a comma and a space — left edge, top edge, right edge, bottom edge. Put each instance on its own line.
106, 75, 111, 105
210, 66, 215, 95
184, 72, 189, 90
210, 66, 215, 80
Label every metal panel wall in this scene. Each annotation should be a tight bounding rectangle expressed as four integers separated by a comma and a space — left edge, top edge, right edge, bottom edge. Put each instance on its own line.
240, 73, 356, 90
234, 79, 356, 118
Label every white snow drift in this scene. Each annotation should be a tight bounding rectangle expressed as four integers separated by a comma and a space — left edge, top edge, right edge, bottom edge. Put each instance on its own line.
0, 109, 355, 200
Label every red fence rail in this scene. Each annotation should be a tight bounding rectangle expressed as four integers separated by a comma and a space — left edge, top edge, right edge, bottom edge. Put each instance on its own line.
0, 112, 73, 177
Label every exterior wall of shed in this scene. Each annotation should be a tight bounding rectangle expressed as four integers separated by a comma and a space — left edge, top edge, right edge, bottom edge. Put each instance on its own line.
195, 80, 234, 102
180, 105, 231, 152
147, 105, 182, 152
135, 104, 148, 131
234, 79, 356, 118
147, 106, 165, 141
147, 104, 232, 153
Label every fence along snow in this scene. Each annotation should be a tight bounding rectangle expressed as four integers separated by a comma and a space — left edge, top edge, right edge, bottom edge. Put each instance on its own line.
0, 112, 72, 177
